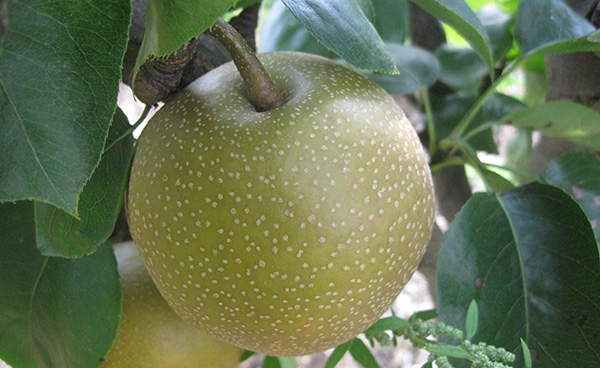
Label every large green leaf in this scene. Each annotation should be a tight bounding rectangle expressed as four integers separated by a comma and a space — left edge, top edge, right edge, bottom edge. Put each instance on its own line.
409, 0, 493, 72
259, 0, 409, 56
515, 0, 600, 57
544, 153, 600, 243
135, 0, 236, 76
0, 201, 121, 368
34, 109, 134, 258
0, 0, 131, 215
280, 0, 398, 73
437, 183, 600, 367
258, 0, 337, 57
497, 100, 600, 150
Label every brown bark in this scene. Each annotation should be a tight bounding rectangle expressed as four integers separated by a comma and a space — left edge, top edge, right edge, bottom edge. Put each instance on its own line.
121, 1, 260, 105
527, 0, 600, 174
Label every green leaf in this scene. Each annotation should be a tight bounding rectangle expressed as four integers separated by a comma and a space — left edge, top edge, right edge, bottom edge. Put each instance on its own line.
34, 109, 135, 258
425, 344, 472, 360
364, 316, 409, 334
262, 356, 297, 368
515, 0, 600, 57
367, 44, 440, 94
544, 152, 600, 243
324, 340, 353, 368
0, 201, 121, 368
410, 309, 439, 322
0, 0, 131, 215
280, 0, 398, 73
521, 339, 532, 368
135, 0, 236, 76
409, 0, 493, 73
260, 0, 408, 56
435, 45, 488, 94
240, 350, 257, 362
420, 361, 434, 368
465, 300, 478, 340
437, 183, 600, 367
371, 0, 409, 44
348, 338, 380, 368
258, 0, 337, 57
497, 100, 600, 150
478, 4, 512, 62
431, 94, 496, 153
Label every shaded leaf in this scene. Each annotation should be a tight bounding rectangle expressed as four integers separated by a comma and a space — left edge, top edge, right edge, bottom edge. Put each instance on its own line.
410, 309, 439, 322
409, 0, 493, 72
371, 0, 409, 44
431, 94, 495, 152
515, 0, 600, 57
425, 344, 472, 360
34, 109, 134, 258
324, 340, 353, 368
240, 350, 257, 362
437, 183, 600, 367
498, 100, 600, 150
280, 0, 397, 73
349, 338, 380, 368
135, 0, 236, 75
0, 0, 131, 214
0, 201, 121, 368
435, 45, 488, 94
544, 152, 600, 242
367, 44, 440, 94
477, 4, 512, 62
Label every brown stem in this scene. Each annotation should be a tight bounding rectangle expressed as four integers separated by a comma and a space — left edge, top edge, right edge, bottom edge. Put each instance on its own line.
209, 18, 285, 112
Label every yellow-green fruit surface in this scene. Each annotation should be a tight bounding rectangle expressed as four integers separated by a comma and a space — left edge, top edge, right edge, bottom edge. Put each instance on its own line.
102, 242, 243, 368
127, 51, 435, 356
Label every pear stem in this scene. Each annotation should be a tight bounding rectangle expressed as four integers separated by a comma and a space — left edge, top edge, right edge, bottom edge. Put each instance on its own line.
209, 18, 285, 112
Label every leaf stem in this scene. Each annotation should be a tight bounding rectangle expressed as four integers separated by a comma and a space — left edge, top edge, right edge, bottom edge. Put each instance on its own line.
422, 89, 437, 156
451, 57, 524, 138
208, 18, 285, 112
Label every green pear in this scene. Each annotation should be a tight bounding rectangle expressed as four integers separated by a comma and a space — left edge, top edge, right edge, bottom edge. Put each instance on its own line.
102, 242, 243, 367
127, 51, 435, 356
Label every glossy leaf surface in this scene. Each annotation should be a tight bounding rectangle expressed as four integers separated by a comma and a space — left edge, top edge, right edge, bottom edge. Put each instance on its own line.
438, 183, 600, 367
280, 0, 398, 73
